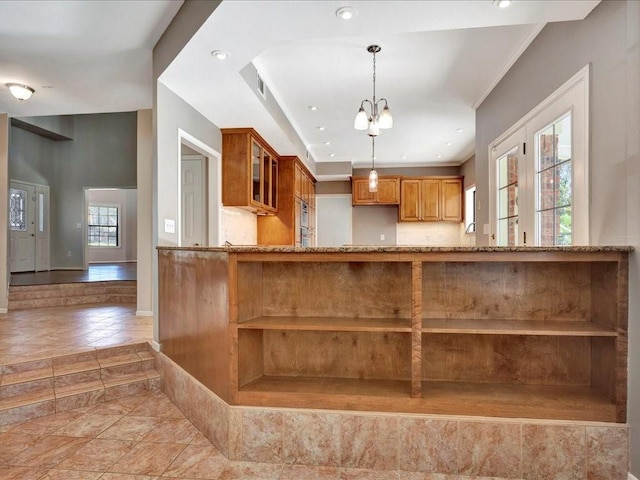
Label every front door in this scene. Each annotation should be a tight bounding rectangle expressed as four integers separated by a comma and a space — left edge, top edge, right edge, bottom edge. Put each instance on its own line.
181, 155, 207, 246
9, 182, 36, 272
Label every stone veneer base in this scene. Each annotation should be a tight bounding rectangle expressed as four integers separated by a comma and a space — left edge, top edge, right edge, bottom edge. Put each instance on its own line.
154, 351, 630, 479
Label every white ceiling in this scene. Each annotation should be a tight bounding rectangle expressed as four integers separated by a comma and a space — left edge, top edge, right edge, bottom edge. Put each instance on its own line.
0, 0, 599, 173
161, 0, 599, 172
0, 0, 182, 117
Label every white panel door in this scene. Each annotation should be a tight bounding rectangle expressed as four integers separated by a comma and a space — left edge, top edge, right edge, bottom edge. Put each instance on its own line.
9, 182, 36, 272
181, 156, 207, 246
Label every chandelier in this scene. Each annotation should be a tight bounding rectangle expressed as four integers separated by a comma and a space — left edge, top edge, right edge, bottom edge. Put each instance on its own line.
354, 45, 392, 137
368, 136, 378, 192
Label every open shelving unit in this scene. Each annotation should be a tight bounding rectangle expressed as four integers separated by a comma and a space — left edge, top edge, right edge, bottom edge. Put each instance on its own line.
226, 249, 629, 422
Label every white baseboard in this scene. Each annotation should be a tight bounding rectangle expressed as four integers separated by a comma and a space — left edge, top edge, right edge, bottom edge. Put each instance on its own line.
629, 473, 639, 480
136, 310, 153, 317
150, 340, 161, 352
0, 308, 7, 314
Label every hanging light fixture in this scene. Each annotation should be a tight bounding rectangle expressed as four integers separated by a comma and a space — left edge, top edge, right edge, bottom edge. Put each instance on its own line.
369, 136, 378, 192
6, 83, 35, 101
354, 45, 392, 137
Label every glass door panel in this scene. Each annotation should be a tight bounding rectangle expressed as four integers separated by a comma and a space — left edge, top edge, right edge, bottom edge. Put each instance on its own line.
496, 146, 519, 246
251, 141, 261, 203
263, 152, 271, 208
271, 159, 278, 210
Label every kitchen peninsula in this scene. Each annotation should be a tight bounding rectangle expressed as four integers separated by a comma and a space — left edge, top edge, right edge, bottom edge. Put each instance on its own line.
158, 245, 630, 424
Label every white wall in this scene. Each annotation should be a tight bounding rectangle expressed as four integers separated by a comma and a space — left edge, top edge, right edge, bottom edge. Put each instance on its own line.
86, 189, 137, 263
137, 109, 153, 315
0, 115, 9, 312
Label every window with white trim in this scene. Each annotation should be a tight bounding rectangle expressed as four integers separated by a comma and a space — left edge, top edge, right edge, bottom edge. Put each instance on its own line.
88, 205, 120, 247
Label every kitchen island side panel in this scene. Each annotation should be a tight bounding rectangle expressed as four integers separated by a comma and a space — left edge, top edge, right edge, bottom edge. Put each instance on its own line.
158, 249, 231, 402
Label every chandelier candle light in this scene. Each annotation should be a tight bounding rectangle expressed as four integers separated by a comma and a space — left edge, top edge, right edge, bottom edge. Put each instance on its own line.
354, 45, 392, 137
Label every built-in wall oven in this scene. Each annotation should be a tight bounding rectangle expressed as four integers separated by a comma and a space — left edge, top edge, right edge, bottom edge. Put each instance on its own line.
300, 201, 311, 247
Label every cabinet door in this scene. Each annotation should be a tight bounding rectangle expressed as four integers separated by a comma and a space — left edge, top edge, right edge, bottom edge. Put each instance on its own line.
376, 178, 400, 204
400, 179, 421, 221
352, 178, 376, 205
420, 179, 441, 221
294, 164, 303, 198
262, 150, 272, 208
294, 197, 301, 246
441, 178, 462, 222
270, 157, 278, 210
251, 140, 262, 205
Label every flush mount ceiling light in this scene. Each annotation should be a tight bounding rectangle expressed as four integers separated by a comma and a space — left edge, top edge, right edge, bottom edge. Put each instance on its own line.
354, 45, 392, 137
335, 6, 357, 20
368, 136, 379, 192
492, 0, 512, 8
210, 50, 229, 60
6, 83, 35, 101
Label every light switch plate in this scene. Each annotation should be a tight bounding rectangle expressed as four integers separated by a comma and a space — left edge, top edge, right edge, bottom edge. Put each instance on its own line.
164, 219, 175, 234
483, 223, 490, 235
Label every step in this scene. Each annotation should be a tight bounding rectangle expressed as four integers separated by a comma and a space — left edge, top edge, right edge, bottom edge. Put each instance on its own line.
8, 281, 136, 310
0, 342, 159, 426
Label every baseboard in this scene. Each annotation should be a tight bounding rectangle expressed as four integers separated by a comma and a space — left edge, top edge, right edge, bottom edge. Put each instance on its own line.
0, 308, 7, 314
150, 340, 161, 352
136, 310, 153, 317
89, 261, 137, 264
629, 473, 639, 480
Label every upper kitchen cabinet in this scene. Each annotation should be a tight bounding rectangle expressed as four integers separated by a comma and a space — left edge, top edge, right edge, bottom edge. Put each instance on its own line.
399, 176, 463, 222
258, 156, 316, 246
221, 128, 278, 214
351, 176, 400, 205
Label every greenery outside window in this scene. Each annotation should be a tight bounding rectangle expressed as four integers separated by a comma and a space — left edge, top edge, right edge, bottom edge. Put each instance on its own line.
88, 205, 119, 247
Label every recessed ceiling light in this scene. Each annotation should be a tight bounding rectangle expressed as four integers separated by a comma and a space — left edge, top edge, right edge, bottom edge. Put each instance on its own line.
492, 0, 512, 8
308, 105, 319, 111
456, 128, 464, 133
211, 50, 229, 60
401, 155, 407, 160
329, 153, 335, 157
335, 6, 357, 20
317, 126, 325, 131
436, 154, 442, 159
446, 142, 452, 146
324, 141, 331, 146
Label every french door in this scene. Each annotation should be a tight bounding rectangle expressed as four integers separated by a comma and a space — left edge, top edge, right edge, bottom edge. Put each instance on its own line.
489, 66, 589, 246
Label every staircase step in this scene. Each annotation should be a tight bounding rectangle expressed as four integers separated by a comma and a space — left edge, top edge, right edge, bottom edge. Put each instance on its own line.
8, 281, 136, 310
0, 342, 159, 425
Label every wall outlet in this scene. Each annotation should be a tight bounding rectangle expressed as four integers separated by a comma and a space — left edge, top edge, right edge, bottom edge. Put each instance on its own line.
164, 219, 175, 234
67, 251, 72, 257
380, 234, 385, 241
76, 222, 82, 229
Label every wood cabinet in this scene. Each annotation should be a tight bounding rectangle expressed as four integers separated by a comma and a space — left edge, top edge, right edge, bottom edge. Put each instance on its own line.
258, 156, 315, 246
351, 176, 400, 205
399, 176, 462, 222
221, 128, 278, 214
159, 246, 630, 423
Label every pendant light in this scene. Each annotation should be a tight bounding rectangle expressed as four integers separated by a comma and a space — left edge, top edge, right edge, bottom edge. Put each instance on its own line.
354, 45, 392, 137
369, 136, 378, 192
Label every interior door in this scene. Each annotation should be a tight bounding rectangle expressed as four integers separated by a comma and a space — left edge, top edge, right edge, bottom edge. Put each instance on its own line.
9, 181, 36, 272
181, 156, 207, 246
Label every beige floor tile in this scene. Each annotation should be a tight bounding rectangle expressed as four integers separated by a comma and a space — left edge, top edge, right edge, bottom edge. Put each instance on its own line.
161, 444, 229, 479
56, 438, 136, 472
9, 435, 90, 468
38, 468, 104, 479
98, 415, 163, 441
107, 441, 187, 476
53, 412, 123, 438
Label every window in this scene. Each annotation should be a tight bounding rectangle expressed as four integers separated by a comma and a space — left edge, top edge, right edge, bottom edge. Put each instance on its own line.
464, 185, 477, 234
9, 188, 27, 231
88, 205, 119, 247
535, 114, 572, 245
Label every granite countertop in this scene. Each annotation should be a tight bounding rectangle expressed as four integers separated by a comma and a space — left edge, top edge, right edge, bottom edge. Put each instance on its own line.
157, 245, 634, 253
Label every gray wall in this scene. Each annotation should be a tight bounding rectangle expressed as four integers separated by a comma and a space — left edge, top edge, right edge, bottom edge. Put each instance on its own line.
9, 112, 137, 268
352, 206, 398, 246
460, 154, 475, 187
475, 0, 640, 472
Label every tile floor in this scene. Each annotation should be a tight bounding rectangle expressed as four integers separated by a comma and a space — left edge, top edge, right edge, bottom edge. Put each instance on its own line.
0, 304, 518, 479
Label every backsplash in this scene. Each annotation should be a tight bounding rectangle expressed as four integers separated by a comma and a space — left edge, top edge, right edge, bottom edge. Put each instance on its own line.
221, 207, 257, 245
396, 222, 474, 246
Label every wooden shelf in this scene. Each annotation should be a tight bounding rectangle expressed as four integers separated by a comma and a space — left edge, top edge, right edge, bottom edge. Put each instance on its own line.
239, 316, 412, 332
422, 318, 617, 337
420, 381, 617, 422
237, 376, 616, 422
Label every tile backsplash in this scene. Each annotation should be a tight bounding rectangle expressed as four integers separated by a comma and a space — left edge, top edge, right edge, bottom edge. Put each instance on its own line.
396, 222, 474, 246
221, 207, 257, 245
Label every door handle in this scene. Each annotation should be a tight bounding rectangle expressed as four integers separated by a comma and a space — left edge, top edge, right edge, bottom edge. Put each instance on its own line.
30, 234, 35, 237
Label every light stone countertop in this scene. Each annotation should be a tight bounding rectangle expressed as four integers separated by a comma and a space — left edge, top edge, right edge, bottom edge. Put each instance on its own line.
157, 245, 633, 253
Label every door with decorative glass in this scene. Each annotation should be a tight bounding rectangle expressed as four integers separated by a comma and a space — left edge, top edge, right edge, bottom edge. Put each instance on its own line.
9, 181, 50, 272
